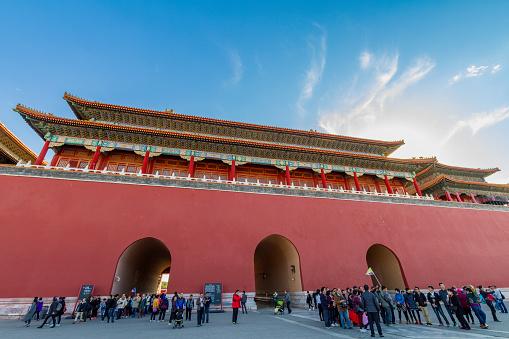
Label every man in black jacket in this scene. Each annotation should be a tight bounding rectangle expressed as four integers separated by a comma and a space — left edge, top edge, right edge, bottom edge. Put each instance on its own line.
438, 283, 457, 326
414, 287, 432, 326
38, 297, 59, 328
427, 286, 449, 326
479, 286, 501, 322
361, 285, 383, 337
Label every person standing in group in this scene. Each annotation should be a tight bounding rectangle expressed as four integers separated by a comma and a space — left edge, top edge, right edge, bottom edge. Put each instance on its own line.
352, 289, 365, 332
448, 289, 471, 331
232, 290, 242, 324
117, 294, 127, 320
335, 289, 352, 329
327, 290, 336, 327
438, 283, 457, 326
99, 298, 106, 319
458, 289, 475, 324
283, 290, 292, 314
361, 285, 383, 338
34, 297, 43, 322
169, 295, 177, 324
479, 286, 500, 322
378, 286, 393, 326
414, 287, 431, 326
185, 294, 194, 321
159, 294, 168, 322
176, 293, 186, 323
102, 296, 111, 322
132, 293, 141, 318
196, 293, 204, 326
492, 286, 508, 313
23, 297, 38, 327
203, 292, 211, 323
138, 295, 146, 318
427, 286, 449, 326
316, 289, 323, 321
241, 291, 248, 314
109, 295, 118, 323
38, 297, 59, 329
394, 289, 409, 324
150, 295, 159, 322
54, 297, 65, 326
73, 299, 86, 324
466, 286, 488, 329
320, 287, 331, 329
404, 288, 421, 325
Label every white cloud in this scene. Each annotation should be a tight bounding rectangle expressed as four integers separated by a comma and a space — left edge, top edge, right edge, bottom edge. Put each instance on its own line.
466, 65, 488, 77
229, 49, 244, 85
492, 64, 501, 74
296, 26, 327, 117
442, 106, 509, 145
449, 74, 462, 84
318, 52, 434, 136
359, 52, 372, 70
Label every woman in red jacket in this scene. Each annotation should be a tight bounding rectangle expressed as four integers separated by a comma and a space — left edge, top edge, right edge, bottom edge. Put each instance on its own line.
232, 290, 242, 324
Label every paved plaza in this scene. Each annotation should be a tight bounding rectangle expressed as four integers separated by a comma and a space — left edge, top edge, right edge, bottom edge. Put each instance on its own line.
4, 303, 509, 339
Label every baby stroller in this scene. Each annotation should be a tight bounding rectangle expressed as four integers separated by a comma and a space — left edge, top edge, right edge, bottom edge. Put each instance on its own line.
274, 301, 284, 315
172, 309, 184, 329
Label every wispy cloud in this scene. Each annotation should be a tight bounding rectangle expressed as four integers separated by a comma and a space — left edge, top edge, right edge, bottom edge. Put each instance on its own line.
296, 25, 327, 117
318, 52, 434, 135
449, 64, 501, 84
228, 49, 244, 85
442, 106, 509, 145
359, 52, 372, 70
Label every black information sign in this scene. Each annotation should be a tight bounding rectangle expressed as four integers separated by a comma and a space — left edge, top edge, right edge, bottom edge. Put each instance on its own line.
78, 285, 94, 300
204, 283, 222, 305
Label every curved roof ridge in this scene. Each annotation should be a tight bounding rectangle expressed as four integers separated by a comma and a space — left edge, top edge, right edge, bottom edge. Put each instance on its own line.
0, 120, 41, 162
436, 162, 500, 174
63, 92, 405, 147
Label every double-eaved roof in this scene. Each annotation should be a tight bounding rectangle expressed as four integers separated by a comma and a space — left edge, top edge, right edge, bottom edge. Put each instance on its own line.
0, 121, 43, 164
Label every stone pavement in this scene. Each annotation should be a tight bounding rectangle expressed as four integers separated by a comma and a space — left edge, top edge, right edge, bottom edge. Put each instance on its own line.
3, 304, 509, 339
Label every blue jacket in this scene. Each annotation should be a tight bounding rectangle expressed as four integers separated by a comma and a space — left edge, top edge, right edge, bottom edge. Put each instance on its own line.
394, 293, 405, 305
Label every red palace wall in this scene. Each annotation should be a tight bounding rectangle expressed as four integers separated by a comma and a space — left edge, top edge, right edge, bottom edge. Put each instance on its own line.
1, 173, 508, 298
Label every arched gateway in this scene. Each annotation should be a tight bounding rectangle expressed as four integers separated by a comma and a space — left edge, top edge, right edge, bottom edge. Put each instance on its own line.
111, 237, 171, 295
253, 234, 302, 297
366, 244, 407, 290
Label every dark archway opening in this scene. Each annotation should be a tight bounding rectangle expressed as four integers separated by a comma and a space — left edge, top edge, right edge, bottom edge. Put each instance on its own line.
111, 237, 171, 295
254, 234, 302, 297
366, 244, 407, 290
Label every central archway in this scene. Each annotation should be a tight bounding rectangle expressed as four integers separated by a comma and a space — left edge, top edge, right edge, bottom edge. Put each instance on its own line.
111, 237, 171, 295
366, 244, 407, 290
253, 234, 302, 297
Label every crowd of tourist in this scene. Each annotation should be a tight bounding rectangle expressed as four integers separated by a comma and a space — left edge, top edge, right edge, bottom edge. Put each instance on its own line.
304, 284, 507, 337
23, 290, 250, 328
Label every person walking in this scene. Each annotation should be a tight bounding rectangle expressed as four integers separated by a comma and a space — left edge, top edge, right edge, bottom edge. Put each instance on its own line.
427, 286, 449, 326
283, 290, 292, 314
185, 294, 194, 321
467, 286, 488, 329
73, 299, 86, 324
448, 289, 471, 331
196, 293, 204, 326
438, 283, 457, 326
38, 297, 59, 328
23, 297, 38, 327
493, 286, 508, 313
394, 289, 409, 324
272, 292, 279, 309
241, 291, 248, 314
361, 285, 383, 337
35, 297, 43, 322
479, 286, 500, 322
232, 290, 242, 324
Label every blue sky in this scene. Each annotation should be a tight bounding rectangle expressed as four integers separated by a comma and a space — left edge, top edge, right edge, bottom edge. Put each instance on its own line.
1, 1, 508, 183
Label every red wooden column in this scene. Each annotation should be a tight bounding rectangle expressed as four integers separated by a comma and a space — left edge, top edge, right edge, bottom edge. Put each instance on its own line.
353, 172, 361, 191
98, 154, 109, 171
445, 191, 453, 201
455, 192, 463, 202
188, 155, 195, 178
141, 151, 150, 174
35, 140, 50, 165
412, 177, 422, 196
312, 174, 318, 188
374, 179, 382, 193
49, 149, 61, 166
285, 165, 291, 186
320, 169, 327, 188
383, 175, 393, 194
230, 159, 236, 181
90, 146, 102, 170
